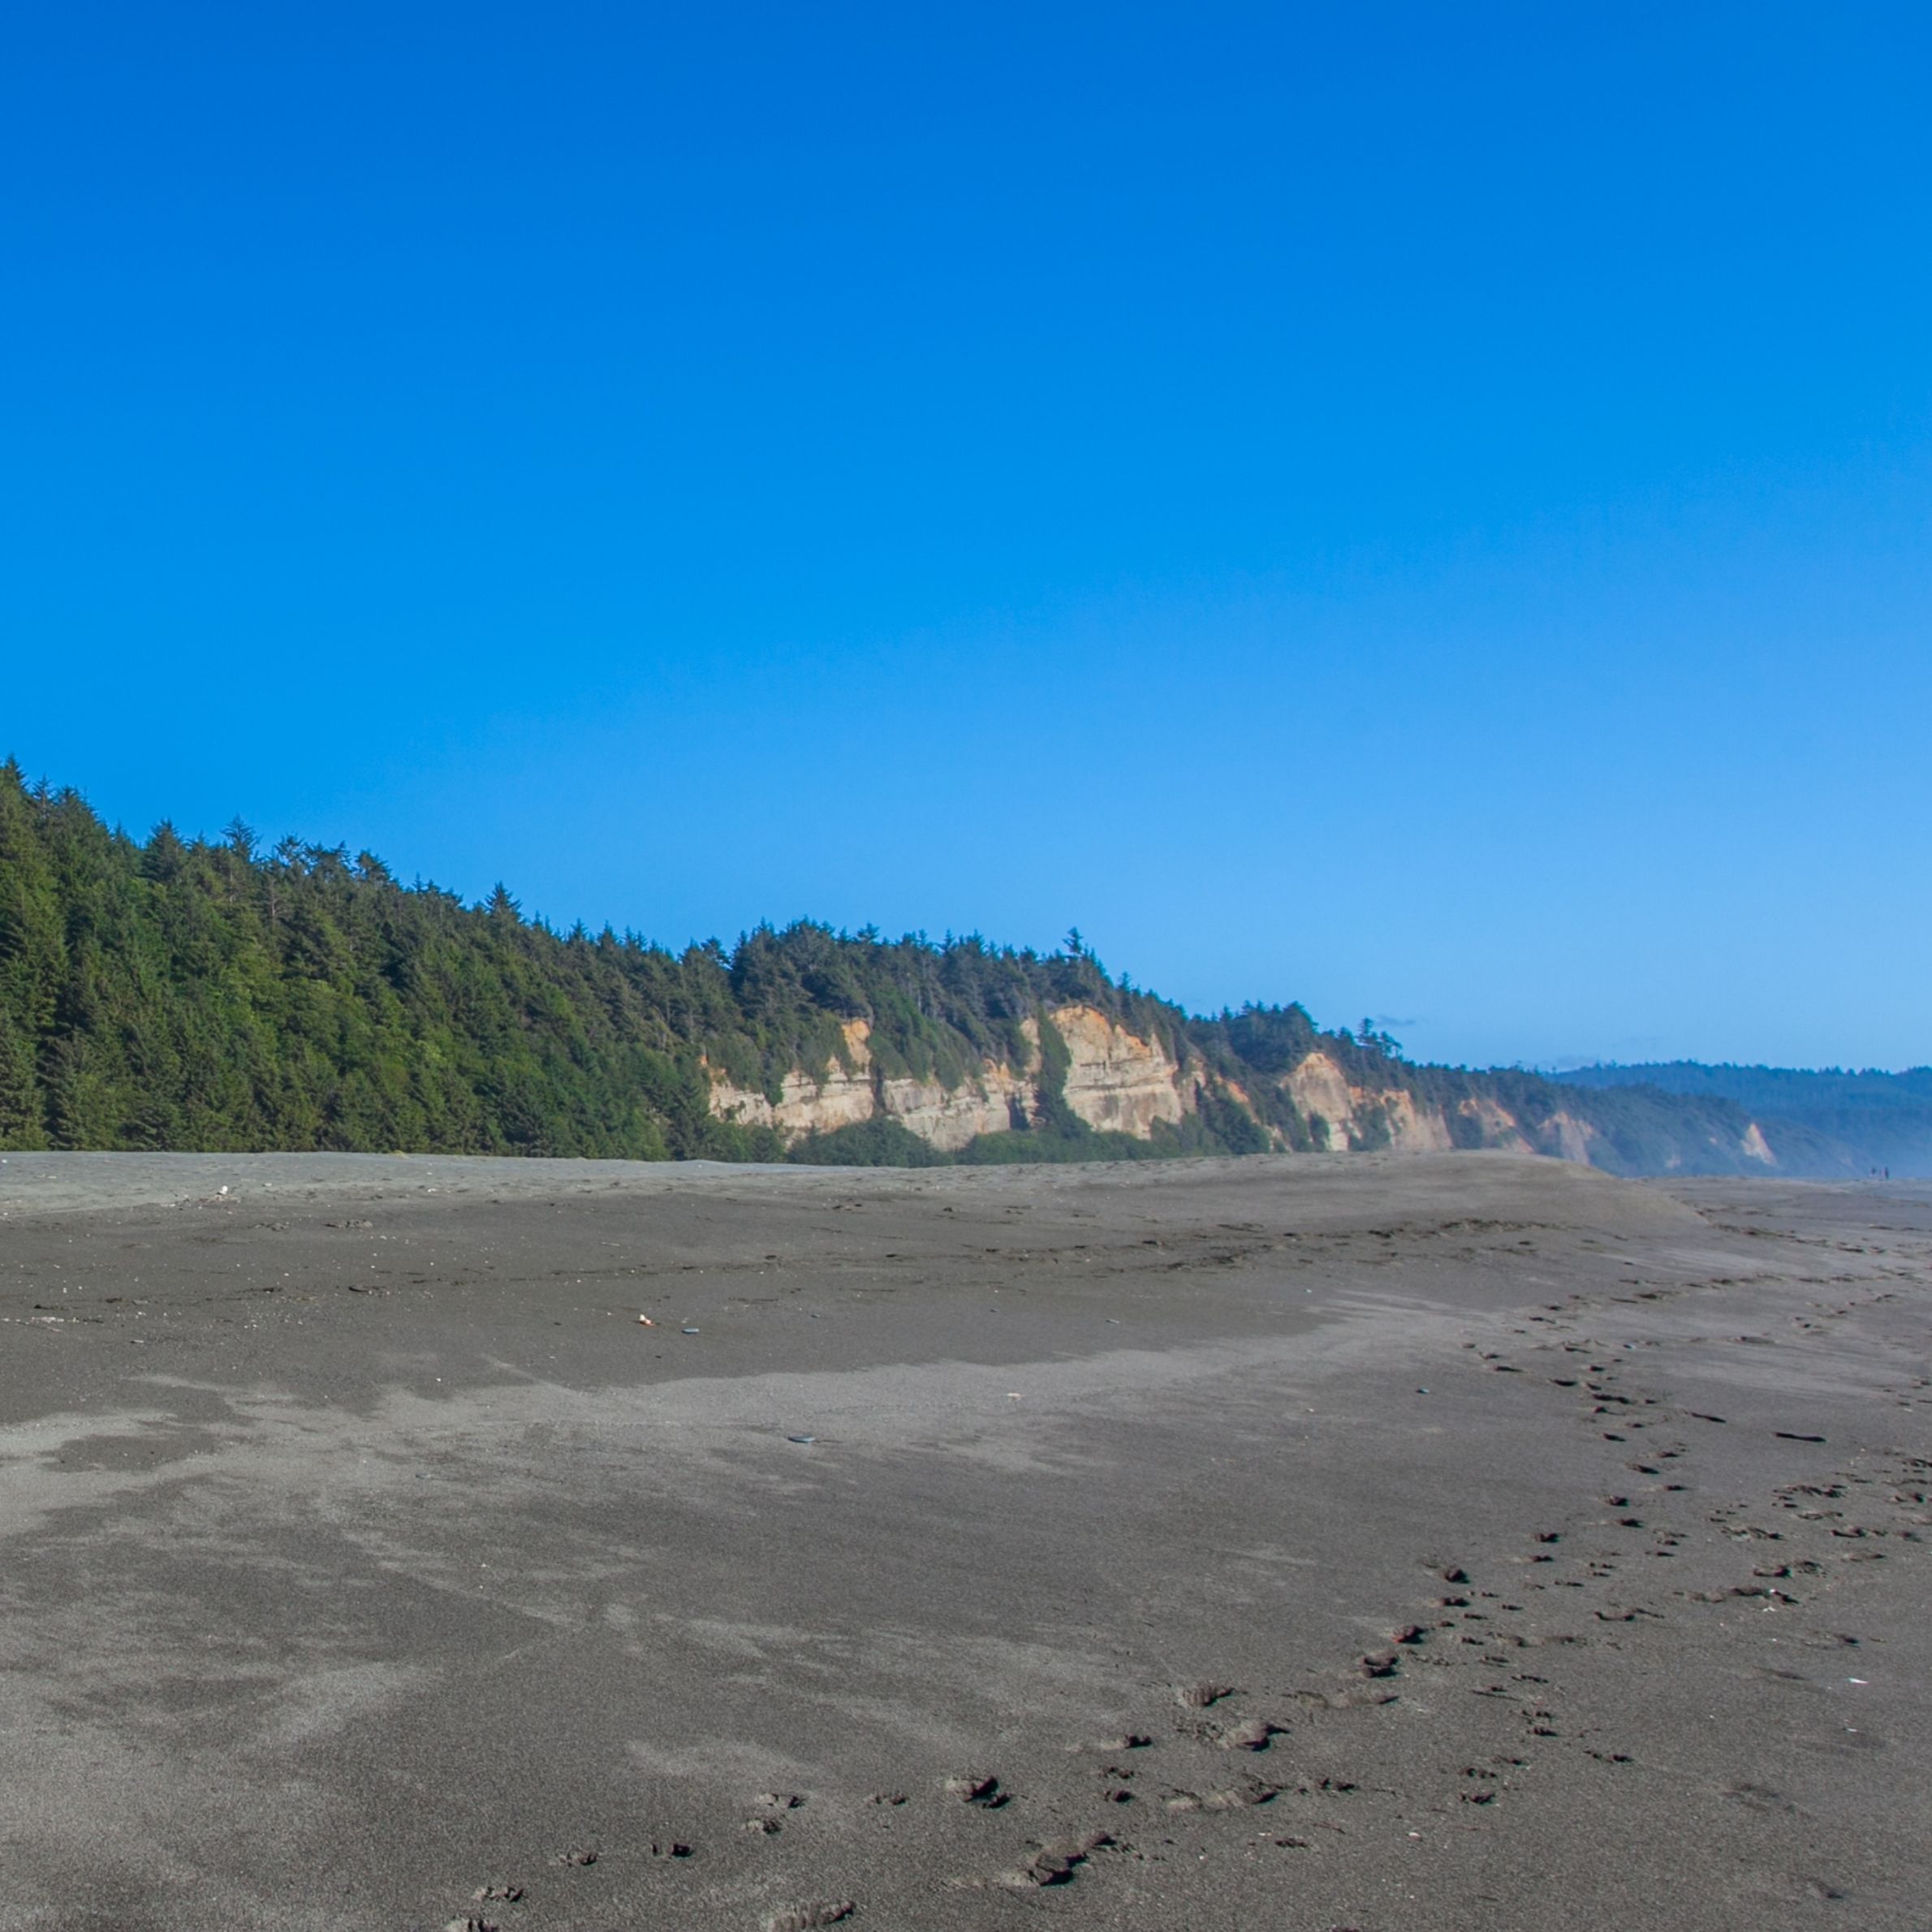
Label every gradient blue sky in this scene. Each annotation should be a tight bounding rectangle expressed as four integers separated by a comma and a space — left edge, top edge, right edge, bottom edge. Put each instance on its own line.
3, 2, 1927, 1070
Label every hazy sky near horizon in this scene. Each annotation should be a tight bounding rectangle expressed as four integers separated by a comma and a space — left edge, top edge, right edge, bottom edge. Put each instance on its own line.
3, 3, 1928, 1072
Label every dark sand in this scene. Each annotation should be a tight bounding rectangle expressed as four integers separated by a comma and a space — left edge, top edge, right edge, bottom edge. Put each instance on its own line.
0, 1151, 1925, 1930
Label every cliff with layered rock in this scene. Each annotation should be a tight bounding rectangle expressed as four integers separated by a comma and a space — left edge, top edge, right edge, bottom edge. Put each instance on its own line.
703, 980, 1799, 1179
0, 761, 1838, 1175
707, 1016, 1034, 1152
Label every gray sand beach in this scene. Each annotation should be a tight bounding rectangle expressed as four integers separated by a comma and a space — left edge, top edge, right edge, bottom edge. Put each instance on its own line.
0, 1151, 1925, 1929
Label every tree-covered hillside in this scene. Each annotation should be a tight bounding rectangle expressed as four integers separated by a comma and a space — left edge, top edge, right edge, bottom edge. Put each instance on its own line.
0, 763, 1277, 1159
0, 763, 1844, 1176
1556, 1063, 1932, 1176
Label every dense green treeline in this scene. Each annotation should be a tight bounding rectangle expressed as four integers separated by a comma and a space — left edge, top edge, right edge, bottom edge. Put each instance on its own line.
0, 765, 1325, 1160
0, 763, 1845, 1175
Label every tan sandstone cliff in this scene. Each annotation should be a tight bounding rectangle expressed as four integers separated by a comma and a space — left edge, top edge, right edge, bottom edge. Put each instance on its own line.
709, 1016, 1040, 1153
707, 1004, 1194, 1149
705, 1008, 1777, 1174
1051, 1003, 1190, 1136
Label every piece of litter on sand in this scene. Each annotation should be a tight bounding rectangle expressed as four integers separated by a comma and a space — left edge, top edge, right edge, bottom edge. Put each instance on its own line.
787, 1434, 816, 1445
1416, 1387, 1430, 1395
683, 1326, 701, 1335
637, 1315, 653, 1326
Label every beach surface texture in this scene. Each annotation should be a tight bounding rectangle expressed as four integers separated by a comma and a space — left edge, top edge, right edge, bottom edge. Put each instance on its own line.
0, 1150, 1925, 1930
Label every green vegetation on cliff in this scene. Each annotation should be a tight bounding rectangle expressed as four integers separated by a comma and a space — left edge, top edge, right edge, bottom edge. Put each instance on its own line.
0, 764, 1842, 1175
0, 764, 1227, 1160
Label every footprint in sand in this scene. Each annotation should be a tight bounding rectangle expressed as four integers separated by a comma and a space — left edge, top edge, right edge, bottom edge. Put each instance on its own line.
994, 1830, 1112, 1890
1299, 1680, 1398, 1709
1201, 1716, 1279, 1751
1167, 1777, 1279, 1812
1175, 1681, 1237, 1709
761, 1902, 853, 1931
941, 1774, 1007, 1806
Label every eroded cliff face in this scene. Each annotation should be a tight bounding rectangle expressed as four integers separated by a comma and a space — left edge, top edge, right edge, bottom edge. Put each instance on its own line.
1380, 1089, 1455, 1154
1282, 1053, 1363, 1151
706, 1013, 1617, 1165
880, 1032, 1037, 1152
706, 1005, 1190, 1148
1281, 1053, 1454, 1154
705, 1009, 1777, 1175
1052, 1003, 1189, 1137
1456, 1096, 1531, 1151
706, 1019, 878, 1138
1537, 1110, 1598, 1166
708, 1016, 1042, 1151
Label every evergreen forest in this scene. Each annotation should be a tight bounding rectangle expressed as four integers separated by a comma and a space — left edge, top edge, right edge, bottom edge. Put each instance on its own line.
0, 764, 1864, 1176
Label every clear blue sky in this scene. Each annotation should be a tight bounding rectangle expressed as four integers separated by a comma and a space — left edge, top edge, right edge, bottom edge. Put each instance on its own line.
2, 2, 1927, 1071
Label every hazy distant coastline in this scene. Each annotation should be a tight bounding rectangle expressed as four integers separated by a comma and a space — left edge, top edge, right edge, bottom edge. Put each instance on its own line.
1555, 1062, 1932, 1178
